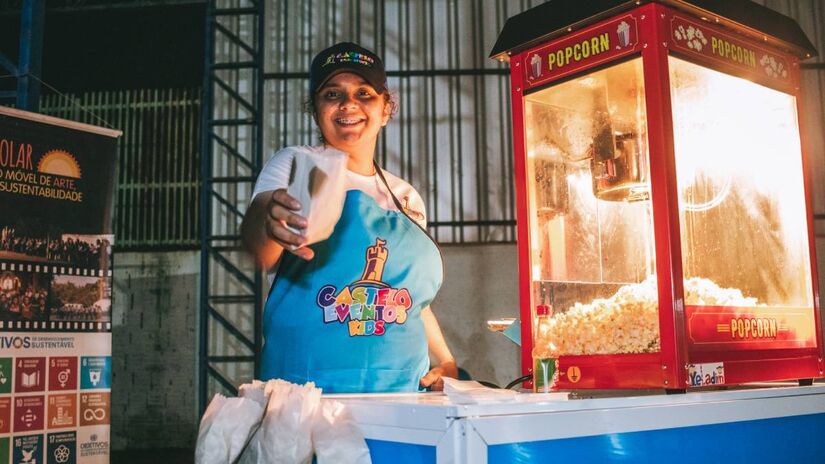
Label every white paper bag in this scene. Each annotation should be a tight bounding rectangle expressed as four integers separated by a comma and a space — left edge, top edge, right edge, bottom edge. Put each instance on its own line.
312, 399, 372, 464
286, 147, 348, 245
238, 379, 269, 409
239, 380, 321, 464
206, 378, 373, 464
195, 394, 264, 464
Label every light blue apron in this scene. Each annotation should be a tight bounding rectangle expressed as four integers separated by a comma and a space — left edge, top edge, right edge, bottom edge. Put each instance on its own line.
260, 168, 444, 393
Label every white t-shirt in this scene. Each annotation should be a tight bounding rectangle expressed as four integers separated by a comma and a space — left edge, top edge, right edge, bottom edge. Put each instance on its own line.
252, 145, 428, 228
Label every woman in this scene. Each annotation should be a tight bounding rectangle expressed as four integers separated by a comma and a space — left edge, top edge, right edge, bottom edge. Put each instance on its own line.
241, 42, 457, 393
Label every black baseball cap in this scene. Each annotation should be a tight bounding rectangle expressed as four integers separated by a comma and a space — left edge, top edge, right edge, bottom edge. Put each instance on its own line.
309, 42, 387, 95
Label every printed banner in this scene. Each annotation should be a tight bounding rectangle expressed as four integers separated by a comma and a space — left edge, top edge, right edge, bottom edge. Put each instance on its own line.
686, 305, 817, 351
0, 107, 118, 464
522, 14, 641, 89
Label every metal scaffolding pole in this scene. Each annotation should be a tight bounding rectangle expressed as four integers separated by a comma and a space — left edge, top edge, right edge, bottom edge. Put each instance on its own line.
199, 0, 264, 412
0, 0, 45, 110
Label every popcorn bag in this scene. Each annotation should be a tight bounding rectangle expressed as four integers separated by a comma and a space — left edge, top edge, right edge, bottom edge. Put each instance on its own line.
312, 399, 372, 464
238, 379, 269, 408
194, 393, 265, 464
255, 381, 320, 464
286, 148, 348, 245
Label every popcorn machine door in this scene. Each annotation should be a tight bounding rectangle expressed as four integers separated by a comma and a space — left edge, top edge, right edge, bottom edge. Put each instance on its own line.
670, 56, 819, 382
524, 58, 662, 368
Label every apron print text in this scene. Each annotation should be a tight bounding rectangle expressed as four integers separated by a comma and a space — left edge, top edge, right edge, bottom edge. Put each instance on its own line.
315, 238, 413, 337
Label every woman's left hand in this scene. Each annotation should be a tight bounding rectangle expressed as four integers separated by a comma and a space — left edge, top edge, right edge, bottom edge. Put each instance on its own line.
419, 360, 458, 391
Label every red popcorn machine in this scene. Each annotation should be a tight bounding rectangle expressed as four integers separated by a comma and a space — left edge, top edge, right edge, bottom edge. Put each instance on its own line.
490, 0, 824, 390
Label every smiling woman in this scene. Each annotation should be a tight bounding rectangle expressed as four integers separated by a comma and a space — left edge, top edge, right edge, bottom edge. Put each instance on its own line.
240, 42, 458, 394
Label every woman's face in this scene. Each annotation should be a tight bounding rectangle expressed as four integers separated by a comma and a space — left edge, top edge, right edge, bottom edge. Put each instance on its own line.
314, 72, 390, 155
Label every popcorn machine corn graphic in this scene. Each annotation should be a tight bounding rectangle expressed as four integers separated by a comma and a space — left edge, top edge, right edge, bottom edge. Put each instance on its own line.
491, 0, 824, 389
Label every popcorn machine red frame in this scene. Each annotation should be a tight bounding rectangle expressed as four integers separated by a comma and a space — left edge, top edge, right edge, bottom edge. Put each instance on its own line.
491, 0, 825, 390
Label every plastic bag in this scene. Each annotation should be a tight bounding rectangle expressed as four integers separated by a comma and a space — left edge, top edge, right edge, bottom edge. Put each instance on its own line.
194, 393, 264, 464
312, 399, 372, 464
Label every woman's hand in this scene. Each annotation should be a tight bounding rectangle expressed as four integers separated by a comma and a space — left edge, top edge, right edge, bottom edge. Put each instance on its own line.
264, 189, 314, 261
419, 360, 458, 391
420, 306, 456, 391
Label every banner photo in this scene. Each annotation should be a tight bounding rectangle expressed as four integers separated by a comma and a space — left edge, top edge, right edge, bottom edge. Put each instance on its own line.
0, 107, 119, 464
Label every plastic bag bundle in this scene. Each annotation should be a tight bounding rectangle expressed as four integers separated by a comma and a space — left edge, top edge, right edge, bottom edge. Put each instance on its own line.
286, 147, 348, 245
194, 393, 265, 464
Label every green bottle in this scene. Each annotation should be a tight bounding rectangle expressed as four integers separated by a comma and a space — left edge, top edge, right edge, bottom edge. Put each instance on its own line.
532, 304, 557, 392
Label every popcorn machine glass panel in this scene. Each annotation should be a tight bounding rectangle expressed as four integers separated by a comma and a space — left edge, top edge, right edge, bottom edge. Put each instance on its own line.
525, 58, 660, 356
670, 57, 813, 309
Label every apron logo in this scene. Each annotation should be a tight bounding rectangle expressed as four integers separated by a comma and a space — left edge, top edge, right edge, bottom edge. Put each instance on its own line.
316, 238, 413, 336
357, 238, 390, 286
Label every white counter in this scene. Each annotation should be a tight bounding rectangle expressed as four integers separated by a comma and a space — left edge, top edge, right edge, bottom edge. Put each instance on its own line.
332, 383, 825, 463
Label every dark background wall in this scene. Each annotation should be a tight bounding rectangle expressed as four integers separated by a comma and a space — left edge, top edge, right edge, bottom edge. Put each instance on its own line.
0, 2, 204, 93
1, 3, 205, 459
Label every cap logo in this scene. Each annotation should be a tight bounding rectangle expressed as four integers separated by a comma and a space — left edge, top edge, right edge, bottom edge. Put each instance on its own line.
322, 51, 375, 68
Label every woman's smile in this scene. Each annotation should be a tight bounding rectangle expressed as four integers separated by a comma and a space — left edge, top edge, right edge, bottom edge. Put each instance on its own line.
335, 116, 366, 126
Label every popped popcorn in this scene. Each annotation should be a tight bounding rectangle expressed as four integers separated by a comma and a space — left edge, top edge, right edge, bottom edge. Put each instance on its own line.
534, 276, 758, 357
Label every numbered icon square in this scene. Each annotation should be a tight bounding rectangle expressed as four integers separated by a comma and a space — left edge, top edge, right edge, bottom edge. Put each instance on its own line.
13, 395, 44, 432
12, 434, 43, 464
0, 358, 12, 394
48, 394, 77, 430
48, 358, 78, 391
79, 392, 109, 427
14, 358, 45, 393
0, 397, 10, 434
47, 431, 76, 464
79, 357, 110, 390
0, 437, 8, 464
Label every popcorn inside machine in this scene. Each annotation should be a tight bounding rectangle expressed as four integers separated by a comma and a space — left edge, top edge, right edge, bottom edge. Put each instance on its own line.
491, 0, 825, 390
